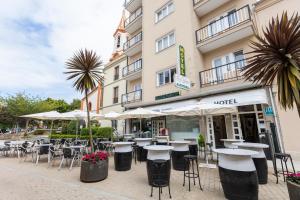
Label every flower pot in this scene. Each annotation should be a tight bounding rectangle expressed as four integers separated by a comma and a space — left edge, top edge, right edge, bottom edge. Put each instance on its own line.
80, 159, 108, 183
287, 180, 300, 200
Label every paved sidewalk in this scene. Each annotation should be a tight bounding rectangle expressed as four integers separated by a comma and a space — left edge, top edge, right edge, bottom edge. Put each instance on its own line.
0, 156, 289, 200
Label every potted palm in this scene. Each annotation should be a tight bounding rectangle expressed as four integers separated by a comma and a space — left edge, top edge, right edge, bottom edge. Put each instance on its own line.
80, 151, 109, 182
287, 173, 300, 200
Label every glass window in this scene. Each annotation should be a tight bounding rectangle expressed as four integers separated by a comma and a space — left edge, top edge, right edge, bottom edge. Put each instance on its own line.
170, 68, 176, 82
238, 105, 254, 112
156, 2, 174, 23
156, 32, 175, 53
164, 70, 170, 83
158, 72, 164, 86
157, 67, 176, 86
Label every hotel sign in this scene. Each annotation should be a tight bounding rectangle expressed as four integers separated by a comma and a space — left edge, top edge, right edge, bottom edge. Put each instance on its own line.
178, 45, 186, 76
175, 45, 191, 90
214, 99, 238, 105
155, 92, 180, 101
174, 74, 191, 90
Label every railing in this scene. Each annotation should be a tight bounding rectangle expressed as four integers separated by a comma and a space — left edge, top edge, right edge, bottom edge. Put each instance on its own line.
122, 59, 142, 77
125, 7, 142, 27
193, 0, 204, 6
196, 5, 251, 43
113, 97, 119, 104
124, 32, 143, 51
124, 0, 133, 7
199, 59, 246, 87
122, 90, 142, 105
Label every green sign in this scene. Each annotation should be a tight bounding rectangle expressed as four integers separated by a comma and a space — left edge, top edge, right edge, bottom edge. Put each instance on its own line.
264, 106, 274, 116
155, 92, 180, 101
178, 45, 186, 76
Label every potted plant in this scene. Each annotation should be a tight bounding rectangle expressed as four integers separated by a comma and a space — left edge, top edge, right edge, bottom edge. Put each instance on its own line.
198, 134, 205, 148
80, 151, 109, 183
287, 172, 300, 200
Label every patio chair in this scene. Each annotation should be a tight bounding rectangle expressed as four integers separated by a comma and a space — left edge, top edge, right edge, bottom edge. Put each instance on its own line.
21, 141, 36, 163
36, 145, 50, 165
48, 145, 62, 167
274, 153, 296, 184
59, 147, 81, 170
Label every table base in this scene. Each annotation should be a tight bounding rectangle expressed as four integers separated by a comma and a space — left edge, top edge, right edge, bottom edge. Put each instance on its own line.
219, 166, 258, 200
171, 151, 189, 171
114, 152, 132, 171
147, 159, 171, 185
137, 147, 147, 162
253, 158, 268, 184
189, 145, 198, 156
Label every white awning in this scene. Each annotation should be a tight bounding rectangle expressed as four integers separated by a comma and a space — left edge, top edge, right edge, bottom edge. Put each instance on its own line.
144, 99, 198, 112
200, 89, 269, 106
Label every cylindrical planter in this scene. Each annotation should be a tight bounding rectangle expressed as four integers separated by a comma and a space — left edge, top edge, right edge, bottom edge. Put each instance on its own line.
113, 142, 133, 171
80, 159, 108, 183
147, 159, 171, 186
287, 180, 300, 200
137, 146, 148, 162
214, 149, 259, 200
169, 141, 190, 171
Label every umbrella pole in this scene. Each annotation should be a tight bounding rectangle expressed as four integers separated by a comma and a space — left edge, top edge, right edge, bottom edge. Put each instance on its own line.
140, 118, 142, 135
76, 120, 79, 141
50, 120, 54, 134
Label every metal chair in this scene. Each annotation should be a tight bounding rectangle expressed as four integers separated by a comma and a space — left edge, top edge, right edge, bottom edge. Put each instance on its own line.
183, 155, 203, 191
274, 153, 296, 184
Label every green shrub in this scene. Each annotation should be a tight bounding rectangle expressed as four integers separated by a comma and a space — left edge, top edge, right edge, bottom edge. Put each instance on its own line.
198, 134, 205, 147
80, 128, 89, 136
32, 130, 46, 135
96, 127, 113, 139
67, 121, 77, 134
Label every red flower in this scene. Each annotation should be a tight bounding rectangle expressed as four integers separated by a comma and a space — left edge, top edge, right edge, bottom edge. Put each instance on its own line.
82, 151, 108, 163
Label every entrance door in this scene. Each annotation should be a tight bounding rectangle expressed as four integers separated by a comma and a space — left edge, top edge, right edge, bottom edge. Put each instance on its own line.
239, 113, 259, 143
152, 120, 165, 136
213, 115, 227, 148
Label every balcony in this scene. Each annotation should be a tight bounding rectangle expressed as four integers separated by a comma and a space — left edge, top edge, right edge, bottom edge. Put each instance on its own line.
199, 59, 246, 87
123, 32, 143, 57
122, 59, 142, 80
122, 90, 142, 105
193, 0, 230, 17
195, 5, 253, 53
125, 7, 143, 34
124, 0, 142, 13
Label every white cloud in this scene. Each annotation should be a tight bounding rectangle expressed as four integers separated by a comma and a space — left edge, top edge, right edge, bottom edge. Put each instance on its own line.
0, 0, 124, 102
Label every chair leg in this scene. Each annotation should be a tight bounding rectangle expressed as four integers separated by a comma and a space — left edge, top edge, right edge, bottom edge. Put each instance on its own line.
159, 187, 161, 200
280, 158, 285, 182
168, 185, 172, 198
188, 161, 191, 192
196, 159, 203, 191
183, 169, 186, 186
274, 158, 279, 184
59, 157, 64, 170
290, 156, 296, 174
36, 155, 39, 165
192, 160, 196, 185
70, 156, 76, 170
150, 186, 153, 197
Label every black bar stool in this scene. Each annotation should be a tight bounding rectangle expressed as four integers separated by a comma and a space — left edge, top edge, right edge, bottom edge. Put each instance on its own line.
183, 155, 203, 191
149, 160, 171, 200
274, 153, 296, 184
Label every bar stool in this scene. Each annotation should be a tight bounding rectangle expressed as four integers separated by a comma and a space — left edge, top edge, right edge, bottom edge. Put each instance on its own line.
149, 160, 171, 200
183, 155, 203, 191
274, 153, 296, 184
132, 144, 138, 164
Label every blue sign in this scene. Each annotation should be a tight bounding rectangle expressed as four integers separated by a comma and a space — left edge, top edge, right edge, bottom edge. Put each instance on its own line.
264, 106, 274, 116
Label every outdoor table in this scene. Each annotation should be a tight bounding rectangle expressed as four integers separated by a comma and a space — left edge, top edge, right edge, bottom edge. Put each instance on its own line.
184, 138, 198, 156
124, 134, 135, 142
144, 145, 174, 185
169, 141, 191, 171
220, 139, 244, 148
213, 148, 259, 200
134, 138, 152, 162
155, 136, 169, 145
113, 142, 134, 171
233, 142, 269, 184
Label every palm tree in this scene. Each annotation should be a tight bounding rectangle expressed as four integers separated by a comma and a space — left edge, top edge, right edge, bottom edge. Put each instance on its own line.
243, 12, 300, 116
65, 49, 103, 151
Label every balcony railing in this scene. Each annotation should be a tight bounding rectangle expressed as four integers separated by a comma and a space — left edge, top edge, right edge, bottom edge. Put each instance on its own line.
199, 59, 246, 87
124, 0, 133, 7
196, 5, 251, 43
122, 59, 142, 77
193, 0, 204, 6
124, 32, 143, 51
125, 7, 142, 27
122, 90, 142, 105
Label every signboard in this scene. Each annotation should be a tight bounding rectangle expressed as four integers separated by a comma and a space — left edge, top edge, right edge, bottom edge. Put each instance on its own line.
155, 92, 180, 101
174, 74, 191, 90
264, 106, 274, 116
178, 45, 186, 76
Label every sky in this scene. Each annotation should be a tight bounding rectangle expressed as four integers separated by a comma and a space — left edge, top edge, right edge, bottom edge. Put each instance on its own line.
0, 0, 124, 102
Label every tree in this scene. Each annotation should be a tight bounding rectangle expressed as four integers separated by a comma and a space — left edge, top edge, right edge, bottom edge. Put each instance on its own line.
65, 49, 103, 152
243, 12, 300, 116
69, 99, 81, 110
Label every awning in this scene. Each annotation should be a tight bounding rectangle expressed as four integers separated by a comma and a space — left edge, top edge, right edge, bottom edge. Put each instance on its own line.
200, 89, 269, 107
144, 99, 198, 112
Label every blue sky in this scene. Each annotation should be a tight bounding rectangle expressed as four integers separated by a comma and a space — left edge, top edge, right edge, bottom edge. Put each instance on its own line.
0, 0, 124, 102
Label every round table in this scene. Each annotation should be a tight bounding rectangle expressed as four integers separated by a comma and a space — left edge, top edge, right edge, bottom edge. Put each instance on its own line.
213, 148, 259, 200
113, 142, 134, 171
144, 145, 174, 185
124, 134, 135, 142
169, 141, 190, 171
155, 136, 169, 145
221, 139, 244, 148
184, 138, 198, 156
135, 138, 152, 162
233, 142, 269, 184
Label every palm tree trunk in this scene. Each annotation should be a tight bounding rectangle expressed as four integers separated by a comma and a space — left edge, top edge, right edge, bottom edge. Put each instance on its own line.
297, 102, 300, 118
85, 88, 94, 152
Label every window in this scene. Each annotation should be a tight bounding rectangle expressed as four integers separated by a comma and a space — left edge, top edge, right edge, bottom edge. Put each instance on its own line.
114, 66, 119, 80
112, 120, 118, 130
156, 67, 176, 86
156, 32, 175, 52
155, 2, 174, 23
88, 102, 92, 111
113, 87, 119, 104
116, 35, 121, 48
234, 50, 245, 68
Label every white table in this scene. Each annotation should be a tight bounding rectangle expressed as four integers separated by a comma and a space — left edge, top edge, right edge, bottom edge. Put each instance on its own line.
113, 142, 134, 153
135, 138, 152, 147
113, 142, 134, 171
169, 141, 191, 171
233, 142, 269, 184
124, 134, 135, 141
184, 138, 197, 145
213, 148, 259, 200
155, 136, 169, 144
221, 139, 244, 148
143, 145, 174, 160
169, 141, 190, 151
135, 138, 153, 162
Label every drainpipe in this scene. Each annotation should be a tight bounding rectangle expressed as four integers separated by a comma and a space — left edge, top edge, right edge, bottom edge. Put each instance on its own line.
268, 86, 285, 153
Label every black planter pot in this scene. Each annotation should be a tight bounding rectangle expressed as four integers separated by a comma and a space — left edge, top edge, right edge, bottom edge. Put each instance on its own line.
80, 159, 108, 183
147, 159, 171, 185
137, 146, 148, 162
252, 158, 268, 184
219, 166, 258, 200
287, 180, 300, 200
114, 152, 132, 171
171, 151, 189, 171
188, 145, 198, 156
